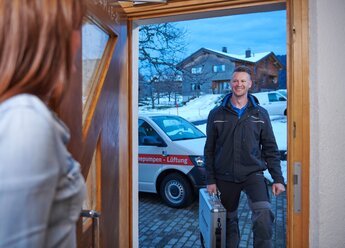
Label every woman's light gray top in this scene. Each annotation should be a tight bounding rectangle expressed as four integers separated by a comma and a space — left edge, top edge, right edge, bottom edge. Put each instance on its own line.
0, 94, 86, 247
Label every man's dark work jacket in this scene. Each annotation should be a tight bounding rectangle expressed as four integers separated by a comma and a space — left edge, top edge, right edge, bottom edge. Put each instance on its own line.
204, 93, 284, 185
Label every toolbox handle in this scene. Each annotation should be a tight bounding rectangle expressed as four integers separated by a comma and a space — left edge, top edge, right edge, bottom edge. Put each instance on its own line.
211, 190, 221, 201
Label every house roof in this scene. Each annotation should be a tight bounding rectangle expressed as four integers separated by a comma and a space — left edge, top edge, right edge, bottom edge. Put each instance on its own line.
206, 48, 271, 63
177, 47, 283, 69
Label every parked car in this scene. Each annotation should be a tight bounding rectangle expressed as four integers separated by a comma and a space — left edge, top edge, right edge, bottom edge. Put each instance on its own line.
277, 89, 287, 98
252, 91, 287, 116
138, 114, 206, 208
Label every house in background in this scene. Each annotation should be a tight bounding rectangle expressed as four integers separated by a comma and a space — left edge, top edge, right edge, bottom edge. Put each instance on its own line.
177, 47, 284, 101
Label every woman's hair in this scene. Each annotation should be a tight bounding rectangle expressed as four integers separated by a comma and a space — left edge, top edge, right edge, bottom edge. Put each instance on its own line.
0, 0, 85, 104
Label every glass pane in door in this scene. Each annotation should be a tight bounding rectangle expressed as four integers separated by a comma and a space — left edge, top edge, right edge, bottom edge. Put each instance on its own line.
82, 20, 109, 106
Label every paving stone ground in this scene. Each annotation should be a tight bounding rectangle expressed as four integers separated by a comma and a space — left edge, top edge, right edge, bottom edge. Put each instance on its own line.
139, 186, 286, 248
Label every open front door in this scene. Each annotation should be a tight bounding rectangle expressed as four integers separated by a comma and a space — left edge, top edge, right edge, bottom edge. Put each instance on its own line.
58, 1, 130, 247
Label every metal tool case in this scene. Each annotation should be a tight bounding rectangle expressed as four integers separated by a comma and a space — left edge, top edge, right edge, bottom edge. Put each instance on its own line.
199, 188, 227, 248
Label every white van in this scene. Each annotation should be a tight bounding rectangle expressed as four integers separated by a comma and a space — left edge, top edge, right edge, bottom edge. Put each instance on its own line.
138, 114, 206, 208
252, 91, 287, 116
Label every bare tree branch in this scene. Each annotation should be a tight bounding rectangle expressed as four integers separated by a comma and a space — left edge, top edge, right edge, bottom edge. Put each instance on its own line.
139, 23, 187, 108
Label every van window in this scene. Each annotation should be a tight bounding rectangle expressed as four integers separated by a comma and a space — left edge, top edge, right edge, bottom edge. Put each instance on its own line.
277, 89, 287, 97
268, 92, 286, 102
151, 116, 205, 141
138, 120, 162, 146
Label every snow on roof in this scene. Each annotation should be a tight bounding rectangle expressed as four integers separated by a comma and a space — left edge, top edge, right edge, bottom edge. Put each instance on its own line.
206, 48, 271, 63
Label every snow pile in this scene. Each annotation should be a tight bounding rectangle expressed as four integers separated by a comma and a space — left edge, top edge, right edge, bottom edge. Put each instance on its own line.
139, 94, 223, 122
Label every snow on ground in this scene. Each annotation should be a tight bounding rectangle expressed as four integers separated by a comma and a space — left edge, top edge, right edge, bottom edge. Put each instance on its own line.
139, 94, 223, 122
139, 94, 287, 183
264, 161, 287, 184
270, 116, 287, 151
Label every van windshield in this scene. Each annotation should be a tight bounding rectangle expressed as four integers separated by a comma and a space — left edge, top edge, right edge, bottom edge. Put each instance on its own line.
151, 116, 206, 141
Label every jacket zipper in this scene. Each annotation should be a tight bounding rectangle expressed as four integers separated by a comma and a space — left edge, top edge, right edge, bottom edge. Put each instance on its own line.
232, 108, 258, 181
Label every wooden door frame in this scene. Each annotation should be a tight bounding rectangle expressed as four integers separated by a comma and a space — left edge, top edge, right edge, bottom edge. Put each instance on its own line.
128, 0, 310, 247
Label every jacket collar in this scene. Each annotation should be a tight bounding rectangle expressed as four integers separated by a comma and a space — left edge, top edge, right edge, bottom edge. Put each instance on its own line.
221, 92, 258, 110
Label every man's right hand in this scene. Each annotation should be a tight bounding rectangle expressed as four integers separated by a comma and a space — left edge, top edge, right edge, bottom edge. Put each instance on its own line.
207, 184, 217, 194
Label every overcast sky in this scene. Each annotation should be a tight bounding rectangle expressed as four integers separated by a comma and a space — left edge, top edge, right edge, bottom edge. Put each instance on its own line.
174, 10, 286, 57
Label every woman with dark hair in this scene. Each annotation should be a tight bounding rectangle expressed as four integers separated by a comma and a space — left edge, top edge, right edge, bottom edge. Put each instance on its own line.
0, 0, 86, 247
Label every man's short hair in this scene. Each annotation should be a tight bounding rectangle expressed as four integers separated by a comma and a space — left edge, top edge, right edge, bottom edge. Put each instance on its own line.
233, 66, 252, 79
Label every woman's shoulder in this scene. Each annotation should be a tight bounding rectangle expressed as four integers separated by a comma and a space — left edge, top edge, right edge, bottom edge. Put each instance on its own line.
0, 94, 50, 118
0, 94, 70, 141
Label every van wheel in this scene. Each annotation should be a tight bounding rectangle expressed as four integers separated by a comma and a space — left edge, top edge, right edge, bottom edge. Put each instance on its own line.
159, 173, 194, 208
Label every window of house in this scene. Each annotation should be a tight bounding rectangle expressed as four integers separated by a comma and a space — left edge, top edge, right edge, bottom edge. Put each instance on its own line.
269, 75, 277, 84
191, 66, 202, 74
213, 64, 226, 72
221, 82, 230, 91
191, 83, 201, 91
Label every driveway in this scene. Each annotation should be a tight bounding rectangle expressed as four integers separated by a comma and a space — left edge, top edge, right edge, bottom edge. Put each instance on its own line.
139, 186, 286, 248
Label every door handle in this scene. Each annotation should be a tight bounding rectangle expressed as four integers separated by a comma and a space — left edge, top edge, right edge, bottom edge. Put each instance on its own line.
162, 150, 168, 157
80, 209, 101, 247
293, 162, 301, 213
80, 209, 101, 218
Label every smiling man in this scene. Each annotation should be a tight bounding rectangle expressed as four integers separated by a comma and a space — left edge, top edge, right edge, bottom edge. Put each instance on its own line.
204, 66, 285, 248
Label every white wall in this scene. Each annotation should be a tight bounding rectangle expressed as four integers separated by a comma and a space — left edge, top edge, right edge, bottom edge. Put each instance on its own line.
132, 23, 140, 248
310, 0, 345, 247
